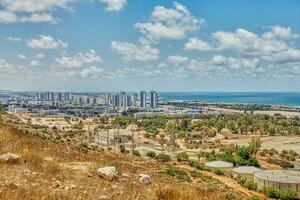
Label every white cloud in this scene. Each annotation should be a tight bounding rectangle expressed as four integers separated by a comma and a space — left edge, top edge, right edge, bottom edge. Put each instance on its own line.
0, 58, 18, 75
29, 60, 40, 66
80, 66, 106, 78
27, 35, 68, 49
184, 38, 213, 51
98, 0, 127, 12
134, 2, 204, 42
111, 41, 159, 61
185, 26, 300, 64
17, 54, 27, 60
0, 0, 72, 23
6, 36, 22, 42
55, 49, 103, 68
262, 26, 299, 40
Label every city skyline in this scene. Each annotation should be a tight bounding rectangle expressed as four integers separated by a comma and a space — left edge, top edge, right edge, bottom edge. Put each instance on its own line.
1, 0, 300, 92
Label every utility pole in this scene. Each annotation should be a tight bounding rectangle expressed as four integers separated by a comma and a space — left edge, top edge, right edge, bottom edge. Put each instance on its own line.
115, 125, 121, 153
131, 130, 135, 158
106, 129, 110, 148
171, 120, 176, 159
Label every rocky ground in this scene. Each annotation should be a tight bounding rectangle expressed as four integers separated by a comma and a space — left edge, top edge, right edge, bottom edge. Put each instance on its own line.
0, 125, 246, 200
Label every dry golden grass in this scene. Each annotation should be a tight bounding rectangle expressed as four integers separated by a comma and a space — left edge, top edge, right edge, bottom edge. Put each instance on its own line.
0, 125, 245, 200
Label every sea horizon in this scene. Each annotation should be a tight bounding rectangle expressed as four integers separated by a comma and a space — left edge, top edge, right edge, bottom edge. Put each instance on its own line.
159, 92, 300, 107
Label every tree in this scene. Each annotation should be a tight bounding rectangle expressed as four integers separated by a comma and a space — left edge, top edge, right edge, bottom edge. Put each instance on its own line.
249, 136, 261, 155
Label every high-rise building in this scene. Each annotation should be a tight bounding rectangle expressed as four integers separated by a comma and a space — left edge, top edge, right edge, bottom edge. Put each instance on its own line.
132, 93, 138, 107
64, 92, 71, 101
140, 91, 146, 108
46, 92, 54, 101
57, 92, 63, 101
112, 94, 120, 107
150, 91, 159, 108
123, 95, 132, 108
119, 91, 126, 106
106, 93, 112, 105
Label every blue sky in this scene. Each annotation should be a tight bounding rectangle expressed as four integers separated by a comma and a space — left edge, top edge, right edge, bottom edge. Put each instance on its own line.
1, 0, 300, 92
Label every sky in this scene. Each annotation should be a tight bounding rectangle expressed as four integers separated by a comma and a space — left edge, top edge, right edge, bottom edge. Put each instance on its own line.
1, 0, 300, 92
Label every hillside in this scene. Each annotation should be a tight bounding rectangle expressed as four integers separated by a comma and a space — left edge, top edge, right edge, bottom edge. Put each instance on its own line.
0, 125, 246, 200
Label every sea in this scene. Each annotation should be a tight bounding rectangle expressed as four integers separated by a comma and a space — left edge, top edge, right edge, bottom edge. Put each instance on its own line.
159, 92, 300, 107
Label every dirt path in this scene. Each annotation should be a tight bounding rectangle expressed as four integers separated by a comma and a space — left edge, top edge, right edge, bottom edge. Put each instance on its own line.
177, 164, 269, 199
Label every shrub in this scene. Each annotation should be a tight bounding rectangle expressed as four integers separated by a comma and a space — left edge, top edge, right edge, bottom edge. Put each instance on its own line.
264, 187, 298, 200
246, 196, 260, 200
165, 167, 190, 182
176, 152, 189, 162
190, 170, 201, 178
236, 146, 251, 160
146, 151, 156, 159
244, 181, 257, 191
155, 153, 171, 162
188, 159, 205, 170
212, 168, 224, 175
133, 150, 141, 157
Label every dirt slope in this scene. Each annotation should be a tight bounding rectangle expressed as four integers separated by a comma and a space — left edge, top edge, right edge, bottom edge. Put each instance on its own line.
0, 126, 246, 200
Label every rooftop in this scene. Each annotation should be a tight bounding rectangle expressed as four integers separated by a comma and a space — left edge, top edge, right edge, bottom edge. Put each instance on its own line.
254, 170, 300, 184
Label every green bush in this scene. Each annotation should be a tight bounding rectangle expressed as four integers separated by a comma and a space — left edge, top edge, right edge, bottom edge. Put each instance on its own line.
190, 170, 201, 178
176, 152, 189, 162
146, 151, 156, 158
264, 187, 298, 200
188, 159, 205, 170
246, 196, 260, 200
155, 153, 171, 162
212, 168, 224, 175
244, 181, 257, 191
165, 167, 190, 182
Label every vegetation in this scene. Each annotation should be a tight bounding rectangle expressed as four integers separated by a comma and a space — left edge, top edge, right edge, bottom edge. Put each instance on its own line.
267, 158, 294, 168
188, 159, 205, 170
199, 143, 260, 167
155, 153, 171, 162
146, 151, 156, 159
235, 176, 257, 191
264, 187, 298, 200
246, 196, 260, 200
212, 168, 224, 175
176, 152, 189, 162
165, 167, 190, 182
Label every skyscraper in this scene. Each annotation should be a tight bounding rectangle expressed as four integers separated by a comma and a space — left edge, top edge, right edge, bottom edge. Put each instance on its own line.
112, 94, 120, 107
140, 91, 146, 108
64, 92, 71, 101
132, 93, 138, 107
150, 91, 158, 108
57, 92, 63, 101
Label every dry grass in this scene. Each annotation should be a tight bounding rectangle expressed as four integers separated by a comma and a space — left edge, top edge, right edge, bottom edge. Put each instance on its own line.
0, 125, 245, 200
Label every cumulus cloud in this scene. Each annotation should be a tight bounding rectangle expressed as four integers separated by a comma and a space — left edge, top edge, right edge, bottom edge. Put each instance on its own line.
80, 66, 106, 78
111, 41, 159, 61
98, 0, 127, 12
262, 25, 299, 40
27, 35, 68, 49
0, 0, 73, 23
184, 38, 213, 51
55, 49, 103, 68
134, 2, 204, 42
185, 26, 300, 64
